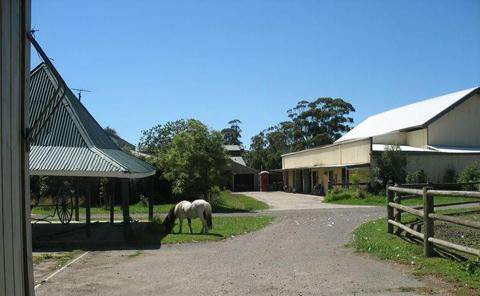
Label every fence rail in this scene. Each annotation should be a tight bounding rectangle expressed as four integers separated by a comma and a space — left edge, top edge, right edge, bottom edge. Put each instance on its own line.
386, 185, 480, 258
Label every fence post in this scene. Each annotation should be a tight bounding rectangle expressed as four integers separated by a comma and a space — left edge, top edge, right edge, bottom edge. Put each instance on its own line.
423, 187, 435, 257
387, 184, 394, 234
394, 183, 402, 234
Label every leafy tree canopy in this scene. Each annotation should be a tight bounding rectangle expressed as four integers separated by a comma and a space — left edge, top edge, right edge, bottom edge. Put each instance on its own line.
221, 119, 243, 147
154, 119, 228, 200
138, 119, 188, 154
246, 97, 355, 170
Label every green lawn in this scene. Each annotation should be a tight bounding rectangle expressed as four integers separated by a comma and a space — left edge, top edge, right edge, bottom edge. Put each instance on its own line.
31, 191, 269, 217
327, 194, 480, 207
136, 216, 273, 244
350, 208, 480, 295
212, 191, 269, 212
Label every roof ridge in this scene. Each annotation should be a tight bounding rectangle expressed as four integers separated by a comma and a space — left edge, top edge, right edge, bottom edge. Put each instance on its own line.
365, 86, 479, 121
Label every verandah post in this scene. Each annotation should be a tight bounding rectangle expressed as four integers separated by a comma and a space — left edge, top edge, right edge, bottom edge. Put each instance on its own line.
148, 177, 154, 222
423, 187, 435, 257
121, 178, 131, 241
387, 184, 394, 234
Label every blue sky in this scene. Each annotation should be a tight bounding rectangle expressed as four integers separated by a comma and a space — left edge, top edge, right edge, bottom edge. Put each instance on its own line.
31, 1, 480, 147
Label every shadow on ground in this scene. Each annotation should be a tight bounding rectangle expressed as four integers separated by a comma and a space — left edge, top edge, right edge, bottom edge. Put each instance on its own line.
32, 221, 170, 252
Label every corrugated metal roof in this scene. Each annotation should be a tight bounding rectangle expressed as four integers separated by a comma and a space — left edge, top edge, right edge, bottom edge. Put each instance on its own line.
372, 144, 432, 152
372, 144, 480, 154
230, 156, 247, 166
29, 63, 155, 178
336, 87, 480, 143
428, 145, 480, 154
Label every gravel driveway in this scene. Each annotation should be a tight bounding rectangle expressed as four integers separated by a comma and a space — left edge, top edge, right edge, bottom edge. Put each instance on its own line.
35, 206, 447, 296
243, 191, 372, 210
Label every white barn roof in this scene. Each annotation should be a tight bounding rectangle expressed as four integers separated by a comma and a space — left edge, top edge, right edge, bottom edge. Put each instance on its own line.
336, 87, 480, 143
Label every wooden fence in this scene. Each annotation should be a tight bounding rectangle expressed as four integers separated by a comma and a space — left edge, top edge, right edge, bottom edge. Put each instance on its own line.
386, 185, 480, 257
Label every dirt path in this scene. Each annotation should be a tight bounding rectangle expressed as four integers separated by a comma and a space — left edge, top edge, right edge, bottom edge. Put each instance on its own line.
35, 207, 447, 296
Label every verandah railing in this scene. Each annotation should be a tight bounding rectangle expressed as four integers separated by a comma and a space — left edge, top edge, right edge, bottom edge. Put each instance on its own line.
386, 185, 480, 257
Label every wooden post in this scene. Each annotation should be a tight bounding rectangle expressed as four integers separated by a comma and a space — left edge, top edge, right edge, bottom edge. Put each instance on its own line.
148, 177, 154, 221
394, 183, 402, 233
121, 178, 130, 241
86, 178, 92, 238
109, 178, 115, 224
423, 187, 435, 257
74, 194, 80, 221
1, 1, 35, 293
387, 185, 394, 234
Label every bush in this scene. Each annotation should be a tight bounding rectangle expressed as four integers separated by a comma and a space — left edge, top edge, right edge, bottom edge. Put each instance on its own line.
443, 167, 457, 183
366, 167, 383, 194
325, 187, 369, 202
458, 161, 480, 190
375, 145, 407, 185
405, 170, 427, 184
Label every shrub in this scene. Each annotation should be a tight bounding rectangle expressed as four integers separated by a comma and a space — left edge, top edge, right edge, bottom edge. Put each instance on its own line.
366, 167, 383, 194
458, 161, 480, 190
375, 145, 407, 185
325, 187, 369, 202
443, 167, 457, 183
405, 170, 427, 184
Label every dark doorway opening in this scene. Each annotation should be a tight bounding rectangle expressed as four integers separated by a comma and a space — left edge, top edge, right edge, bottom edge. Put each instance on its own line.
234, 174, 254, 192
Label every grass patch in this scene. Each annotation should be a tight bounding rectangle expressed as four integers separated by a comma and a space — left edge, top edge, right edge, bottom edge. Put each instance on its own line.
135, 216, 273, 244
349, 210, 480, 294
325, 188, 480, 207
211, 191, 269, 213
31, 191, 268, 218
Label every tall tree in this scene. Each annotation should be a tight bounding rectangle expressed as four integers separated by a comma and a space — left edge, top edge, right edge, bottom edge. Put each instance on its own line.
221, 119, 243, 146
157, 119, 227, 200
246, 97, 355, 170
138, 119, 188, 154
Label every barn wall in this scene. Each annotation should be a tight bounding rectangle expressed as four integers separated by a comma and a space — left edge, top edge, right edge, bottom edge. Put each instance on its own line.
406, 129, 427, 148
405, 154, 480, 183
372, 132, 406, 145
0, 0, 34, 295
282, 139, 371, 170
428, 93, 480, 147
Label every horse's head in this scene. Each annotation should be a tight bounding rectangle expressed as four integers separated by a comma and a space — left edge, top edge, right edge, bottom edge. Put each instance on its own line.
162, 206, 176, 233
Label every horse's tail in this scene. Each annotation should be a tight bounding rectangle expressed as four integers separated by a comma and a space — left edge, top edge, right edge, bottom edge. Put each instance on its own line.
203, 203, 213, 230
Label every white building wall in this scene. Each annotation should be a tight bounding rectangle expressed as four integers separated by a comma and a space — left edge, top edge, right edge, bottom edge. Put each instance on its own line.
428, 94, 480, 147
406, 129, 427, 148
405, 154, 480, 182
282, 139, 371, 170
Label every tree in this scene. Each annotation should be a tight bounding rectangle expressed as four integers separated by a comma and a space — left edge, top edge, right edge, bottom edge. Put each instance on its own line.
104, 126, 118, 136
287, 97, 355, 150
246, 97, 355, 170
221, 119, 243, 146
375, 145, 407, 185
138, 119, 188, 154
157, 119, 227, 200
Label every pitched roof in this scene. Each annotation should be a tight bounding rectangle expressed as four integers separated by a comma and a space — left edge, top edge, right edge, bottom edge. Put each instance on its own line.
336, 87, 480, 143
29, 63, 155, 178
223, 145, 242, 151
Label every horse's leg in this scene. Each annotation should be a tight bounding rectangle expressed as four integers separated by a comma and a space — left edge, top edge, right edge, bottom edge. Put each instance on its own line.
200, 216, 208, 234
187, 218, 193, 234
178, 218, 183, 234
